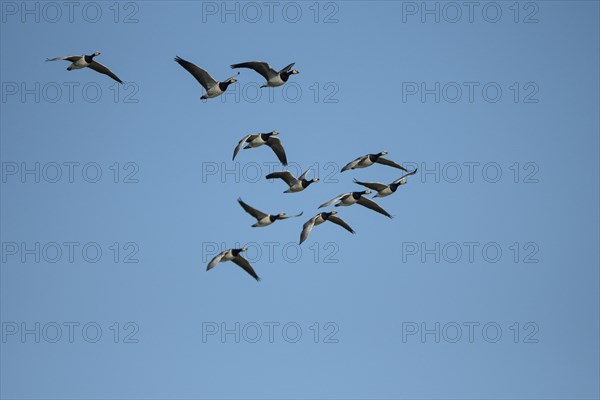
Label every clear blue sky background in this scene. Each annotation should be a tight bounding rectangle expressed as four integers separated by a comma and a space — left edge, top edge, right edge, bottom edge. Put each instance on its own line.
1, 1, 599, 399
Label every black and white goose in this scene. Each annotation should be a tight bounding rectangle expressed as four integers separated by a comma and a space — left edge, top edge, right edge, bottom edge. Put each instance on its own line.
206, 247, 260, 281
46, 51, 123, 83
353, 169, 418, 198
299, 211, 355, 245
238, 198, 303, 227
175, 56, 238, 100
341, 151, 407, 172
230, 61, 299, 87
265, 165, 319, 193
232, 131, 287, 165
319, 190, 393, 218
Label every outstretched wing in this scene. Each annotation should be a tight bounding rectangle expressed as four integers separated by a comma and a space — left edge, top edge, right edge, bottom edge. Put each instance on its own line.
327, 215, 355, 234
280, 211, 303, 220
46, 55, 82, 62
230, 61, 277, 80
299, 216, 318, 245
175, 56, 217, 90
232, 256, 260, 281
233, 134, 252, 161
88, 60, 123, 83
278, 62, 295, 74
341, 156, 364, 172
299, 164, 314, 181
353, 178, 387, 192
206, 251, 226, 271
375, 157, 408, 171
266, 137, 288, 166
237, 198, 268, 220
318, 194, 346, 209
357, 197, 393, 218
265, 171, 295, 186
391, 168, 418, 185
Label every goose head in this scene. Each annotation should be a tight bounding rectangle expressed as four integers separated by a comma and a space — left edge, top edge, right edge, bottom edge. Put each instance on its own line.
362, 190, 372, 195
379, 151, 389, 156
92, 51, 101, 57
311, 177, 320, 183
291, 69, 300, 75
278, 212, 286, 217
240, 247, 248, 252
330, 210, 338, 215
270, 131, 279, 136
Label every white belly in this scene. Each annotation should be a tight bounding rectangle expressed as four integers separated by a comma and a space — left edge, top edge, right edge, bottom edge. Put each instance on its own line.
248, 137, 266, 147
69, 59, 88, 70
378, 187, 393, 197
289, 182, 304, 192
267, 75, 285, 87
357, 159, 373, 168
339, 195, 357, 205
254, 217, 273, 227
205, 87, 223, 98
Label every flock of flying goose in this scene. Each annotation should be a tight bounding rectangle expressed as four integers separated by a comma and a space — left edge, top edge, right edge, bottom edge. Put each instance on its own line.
46, 52, 416, 282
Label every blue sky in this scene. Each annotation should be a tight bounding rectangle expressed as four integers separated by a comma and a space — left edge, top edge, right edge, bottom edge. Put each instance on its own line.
1, 1, 599, 399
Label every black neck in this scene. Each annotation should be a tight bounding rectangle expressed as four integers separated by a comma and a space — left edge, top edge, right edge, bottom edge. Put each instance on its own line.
219, 81, 233, 91
280, 71, 291, 82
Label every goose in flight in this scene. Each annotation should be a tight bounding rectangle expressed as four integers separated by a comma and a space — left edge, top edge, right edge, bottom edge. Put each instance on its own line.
299, 211, 355, 245
230, 61, 299, 87
353, 169, 418, 198
319, 190, 393, 218
175, 56, 238, 100
233, 131, 287, 165
46, 51, 122, 83
341, 151, 407, 172
206, 247, 260, 281
238, 198, 303, 227
265, 165, 319, 193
